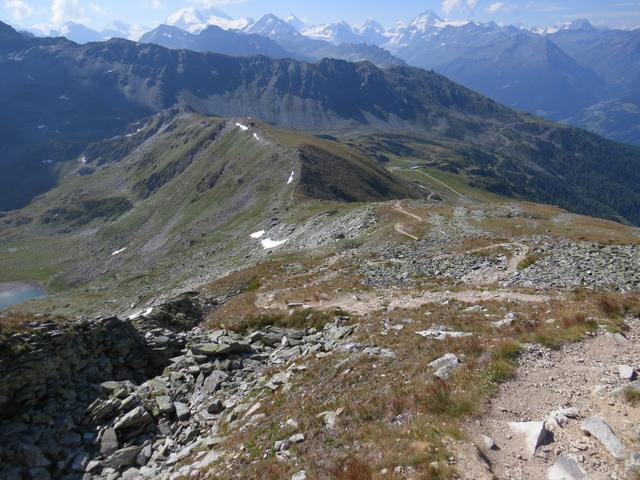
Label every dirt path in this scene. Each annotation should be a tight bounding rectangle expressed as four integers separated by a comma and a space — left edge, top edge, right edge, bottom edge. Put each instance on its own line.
256, 288, 553, 315
394, 223, 419, 240
406, 169, 467, 200
456, 318, 640, 480
392, 201, 423, 241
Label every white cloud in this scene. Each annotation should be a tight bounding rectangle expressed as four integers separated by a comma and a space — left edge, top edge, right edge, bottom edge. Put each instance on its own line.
467, 0, 479, 9
4, 0, 33, 20
89, 2, 107, 16
51, 0, 87, 25
442, 0, 462, 15
147, 0, 163, 8
487, 1, 506, 14
197, 0, 248, 5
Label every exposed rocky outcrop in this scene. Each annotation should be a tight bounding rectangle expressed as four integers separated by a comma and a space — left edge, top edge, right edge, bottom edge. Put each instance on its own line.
0, 294, 362, 479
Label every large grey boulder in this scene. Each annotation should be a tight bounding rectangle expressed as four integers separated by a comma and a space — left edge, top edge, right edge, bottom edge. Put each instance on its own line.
581, 416, 627, 460
547, 455, 588, 480
106, 446, 141, 469
114, 406, 153, 440
100, 428, 119, 456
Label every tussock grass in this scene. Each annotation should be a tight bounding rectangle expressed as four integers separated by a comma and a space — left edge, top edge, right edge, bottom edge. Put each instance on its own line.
517, 252, 544, 271
231, 308, 348, 333
329, 456, 373, 480
624, 388, 640, 407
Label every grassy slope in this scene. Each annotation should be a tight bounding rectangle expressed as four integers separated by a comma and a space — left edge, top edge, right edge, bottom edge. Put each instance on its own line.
0, 112, 420, 313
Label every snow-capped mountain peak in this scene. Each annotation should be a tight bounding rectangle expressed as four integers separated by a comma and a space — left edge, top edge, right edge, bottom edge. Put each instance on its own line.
302, 20, 359, 45
166, 7, 206, 31
285, 14, 306, 32
166, 7, 249, 33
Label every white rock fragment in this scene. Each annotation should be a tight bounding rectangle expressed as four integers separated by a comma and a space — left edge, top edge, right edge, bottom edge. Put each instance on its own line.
478, 434, 497, 451
317, 408, 343, 430
493, 312, 517, 329
547, 455, 588, 480
508, 421, 547, 457
235, 122, 249, 131
287, 170, 295, 185
546, 407, 579, 429
250, 230, 265, 239
428, 353, 460, 379
292, 471, 307, 480
416, 325, 472, 340
619, 365, 636, 380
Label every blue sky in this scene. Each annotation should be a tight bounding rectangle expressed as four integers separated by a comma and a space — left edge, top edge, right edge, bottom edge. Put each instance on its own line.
2, 0, 640, 31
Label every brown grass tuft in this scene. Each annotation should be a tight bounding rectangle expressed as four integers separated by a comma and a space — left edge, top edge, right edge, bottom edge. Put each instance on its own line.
330, 455, 373, 480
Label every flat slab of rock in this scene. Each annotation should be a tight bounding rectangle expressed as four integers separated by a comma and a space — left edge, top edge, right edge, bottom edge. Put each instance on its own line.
547, 455, 588, 480
106, 446, 140, 469
509, 421, 547, 456
192, 342, 253, 356
581, 416, 626, 460
416, 325, 472, 340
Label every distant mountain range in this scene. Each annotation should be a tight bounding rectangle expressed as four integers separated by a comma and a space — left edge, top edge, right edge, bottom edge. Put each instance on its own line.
17, 8, 638, 145
2, 20, 640, 227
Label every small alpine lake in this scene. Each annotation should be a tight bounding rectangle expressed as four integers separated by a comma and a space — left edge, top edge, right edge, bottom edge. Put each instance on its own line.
0, 282, 48, 310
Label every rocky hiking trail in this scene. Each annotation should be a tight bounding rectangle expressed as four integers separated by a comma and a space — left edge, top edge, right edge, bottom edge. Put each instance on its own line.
457, 318, 640, 480
393, 201, 423, 241
3, 200, 640, 479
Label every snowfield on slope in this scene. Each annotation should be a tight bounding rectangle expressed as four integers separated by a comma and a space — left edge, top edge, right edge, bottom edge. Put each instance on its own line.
261, 238, 288, 249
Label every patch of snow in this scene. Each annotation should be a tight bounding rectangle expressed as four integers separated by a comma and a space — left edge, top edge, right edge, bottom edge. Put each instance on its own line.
253, 132, 260, 141
125, 127, 144, 138
261, 238, 288, 249
250, 230, 266, 239
235, 122, 249, 131
79, 155, 87, 164
287, 170, 295, 185
111, 247, 127, 256
127, 307, 154, 320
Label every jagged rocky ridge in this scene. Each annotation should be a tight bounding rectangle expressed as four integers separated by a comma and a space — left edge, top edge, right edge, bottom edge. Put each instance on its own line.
0, 294, 376, 479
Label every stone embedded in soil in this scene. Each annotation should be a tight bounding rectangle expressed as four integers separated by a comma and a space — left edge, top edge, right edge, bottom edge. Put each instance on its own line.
547, 455, 588, 480
508, 421, 547, 457
428, 353, 459, 370
626, 452, 640, 478
619, 365, 636, 380
478, 434, 497, 451
416, 325, 472, 340
581, 416, 627, 460
546, 407, 579, 429
428, 353, 460, 379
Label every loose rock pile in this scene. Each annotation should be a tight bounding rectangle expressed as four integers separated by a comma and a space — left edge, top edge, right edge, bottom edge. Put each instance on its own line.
0, 297, 360, 480
507, 240, 640, 292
